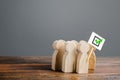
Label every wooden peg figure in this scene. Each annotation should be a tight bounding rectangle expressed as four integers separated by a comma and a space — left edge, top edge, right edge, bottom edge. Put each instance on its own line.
51, 40, 66, 71
88, 45, 96, 72
62, 40, 78, 73
76, 40, 90, 73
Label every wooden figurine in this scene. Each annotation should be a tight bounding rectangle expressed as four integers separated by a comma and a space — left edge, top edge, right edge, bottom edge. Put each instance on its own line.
76, 40, 90, 73
51, 40, 66, 71
88, 45, 96, 71
62, 40, 78, 73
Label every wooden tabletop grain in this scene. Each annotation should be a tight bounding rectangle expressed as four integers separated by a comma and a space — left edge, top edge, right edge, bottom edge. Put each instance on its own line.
0, 56, 120, 80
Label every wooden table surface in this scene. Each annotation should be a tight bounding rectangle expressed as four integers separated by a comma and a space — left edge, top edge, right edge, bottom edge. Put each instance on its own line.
0, 56, 120, 80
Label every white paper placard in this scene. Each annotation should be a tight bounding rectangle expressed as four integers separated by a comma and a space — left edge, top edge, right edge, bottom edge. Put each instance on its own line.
88, 32, 105, 50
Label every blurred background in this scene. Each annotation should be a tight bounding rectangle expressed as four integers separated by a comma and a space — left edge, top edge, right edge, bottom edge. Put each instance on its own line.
0, 0, 120, 56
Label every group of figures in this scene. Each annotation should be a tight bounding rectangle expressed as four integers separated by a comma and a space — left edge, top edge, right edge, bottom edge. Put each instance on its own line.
51, 40, 96, 73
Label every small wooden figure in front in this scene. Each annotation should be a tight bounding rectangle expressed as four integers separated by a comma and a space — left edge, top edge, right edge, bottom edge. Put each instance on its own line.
51, 39, 66, 71
76, 40, 90, 73
62, 40, 78, 73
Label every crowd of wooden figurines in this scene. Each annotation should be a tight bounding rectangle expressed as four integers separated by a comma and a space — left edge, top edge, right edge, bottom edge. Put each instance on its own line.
51, 39, 96, 74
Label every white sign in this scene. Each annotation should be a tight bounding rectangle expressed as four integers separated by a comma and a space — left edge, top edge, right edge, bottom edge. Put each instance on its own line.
88, 32, 105, 50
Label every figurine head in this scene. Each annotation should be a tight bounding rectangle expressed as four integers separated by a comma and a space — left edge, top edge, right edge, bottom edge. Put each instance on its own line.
78, 40, 90, 53
52, 39, 66, 51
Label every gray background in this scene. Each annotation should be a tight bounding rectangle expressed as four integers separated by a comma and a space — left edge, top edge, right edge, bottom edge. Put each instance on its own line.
0, 0, 120, 56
